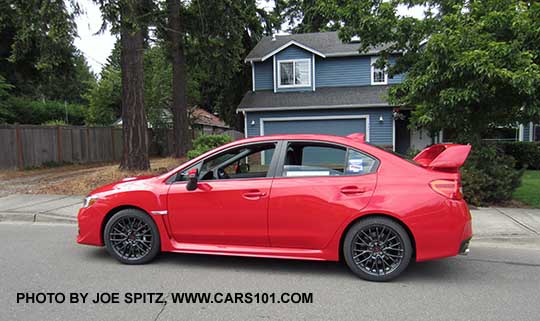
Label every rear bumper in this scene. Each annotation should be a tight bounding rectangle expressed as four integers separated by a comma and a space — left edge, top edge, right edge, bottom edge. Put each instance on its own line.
459, 237, 471, 255
413, 199, 473, 261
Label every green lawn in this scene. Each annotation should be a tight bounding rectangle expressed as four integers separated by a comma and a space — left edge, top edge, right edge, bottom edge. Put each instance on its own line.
513, 170, 540, 208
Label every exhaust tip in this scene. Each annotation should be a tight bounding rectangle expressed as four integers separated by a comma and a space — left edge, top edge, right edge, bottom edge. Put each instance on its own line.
459, 239, 471, 255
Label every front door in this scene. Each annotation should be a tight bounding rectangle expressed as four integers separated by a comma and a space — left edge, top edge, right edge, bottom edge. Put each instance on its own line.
268, 141, 378, 249
167, 142, 278, 246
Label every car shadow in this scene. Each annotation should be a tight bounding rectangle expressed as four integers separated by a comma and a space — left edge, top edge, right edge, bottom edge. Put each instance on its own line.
158, 252, 474, 282
157, 252, 354, 278
83, 248, 473, 283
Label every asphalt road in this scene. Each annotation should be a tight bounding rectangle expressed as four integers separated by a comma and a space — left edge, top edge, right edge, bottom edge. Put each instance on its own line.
2, 223, 540, 321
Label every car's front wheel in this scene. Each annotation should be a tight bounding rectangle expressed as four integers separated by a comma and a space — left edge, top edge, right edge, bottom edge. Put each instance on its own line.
343, 217, 412, 281
103, 209, 160, 264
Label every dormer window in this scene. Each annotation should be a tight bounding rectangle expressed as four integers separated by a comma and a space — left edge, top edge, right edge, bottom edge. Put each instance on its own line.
371, 57, 388, 85
278, 59, 311, 88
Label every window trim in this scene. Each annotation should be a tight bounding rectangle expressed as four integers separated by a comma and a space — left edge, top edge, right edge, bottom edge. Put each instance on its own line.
274, 140, 380, 179
169, 141, 283, 183
371, 57, 388, 85
277, 59, 312, 88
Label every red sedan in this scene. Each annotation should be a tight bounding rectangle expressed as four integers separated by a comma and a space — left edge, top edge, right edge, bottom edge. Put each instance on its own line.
77, 133, 472, 281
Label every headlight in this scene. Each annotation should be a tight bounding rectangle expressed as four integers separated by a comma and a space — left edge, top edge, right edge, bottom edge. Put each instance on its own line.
82, 195, 99, 208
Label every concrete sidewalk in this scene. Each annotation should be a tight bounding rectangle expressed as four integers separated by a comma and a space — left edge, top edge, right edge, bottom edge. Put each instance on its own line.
0, 194, 539, 241
0, 194, 81, 224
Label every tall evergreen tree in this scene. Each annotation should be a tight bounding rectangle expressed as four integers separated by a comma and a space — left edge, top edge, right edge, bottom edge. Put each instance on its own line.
94, 0, 155, 170
0, 0, 93, 102
166, 0, 191, 158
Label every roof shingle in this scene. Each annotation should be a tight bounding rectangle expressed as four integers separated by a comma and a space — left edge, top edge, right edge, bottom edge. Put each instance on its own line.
246, 32, 390, 62
237, 86, 392, 112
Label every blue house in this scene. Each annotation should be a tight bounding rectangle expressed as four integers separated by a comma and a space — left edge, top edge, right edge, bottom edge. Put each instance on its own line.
238, 32, 538, 152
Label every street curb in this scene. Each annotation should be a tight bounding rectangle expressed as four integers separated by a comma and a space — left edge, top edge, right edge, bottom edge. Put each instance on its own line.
0, 212, 76, 224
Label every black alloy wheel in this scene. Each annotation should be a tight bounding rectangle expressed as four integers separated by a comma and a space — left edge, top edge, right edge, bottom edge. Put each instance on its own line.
344, 217, 412, 281
104, 209, 160, 264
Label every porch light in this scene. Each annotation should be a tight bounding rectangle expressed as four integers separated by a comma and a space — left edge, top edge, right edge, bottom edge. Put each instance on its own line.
379, 115, 384, 122
250, 120, 255, 126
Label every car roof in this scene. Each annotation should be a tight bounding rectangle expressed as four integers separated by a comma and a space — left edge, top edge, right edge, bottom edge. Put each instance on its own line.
233, 134, 364, 146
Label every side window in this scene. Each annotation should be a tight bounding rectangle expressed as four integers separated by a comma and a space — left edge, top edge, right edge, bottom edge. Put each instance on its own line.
282, 143, 346, 177
176, 162, 202, 182
281, 142, 378, 177
198, 143, 277, 180
345, 149, 378, 175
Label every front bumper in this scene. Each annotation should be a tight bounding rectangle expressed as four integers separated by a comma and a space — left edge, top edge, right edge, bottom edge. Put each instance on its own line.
77, 206, 105, 246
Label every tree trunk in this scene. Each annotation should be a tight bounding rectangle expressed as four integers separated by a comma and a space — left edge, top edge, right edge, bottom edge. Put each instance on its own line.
168, 0, 191, 158
119, 17, 150, 170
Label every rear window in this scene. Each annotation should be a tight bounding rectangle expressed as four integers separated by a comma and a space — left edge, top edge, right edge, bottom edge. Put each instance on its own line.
281, 142, 379, 177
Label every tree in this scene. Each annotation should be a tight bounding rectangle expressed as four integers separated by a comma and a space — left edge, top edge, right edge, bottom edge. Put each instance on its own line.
85, 65, 122, 125
166, 0, 191, 157
94, 0, 155, 170
325, 0, 540, 205
0, 0, 94, 103
183, 0, 277, 129
278, 0, 336, 33
0, 75, 13, 123
324, 0, 540, 145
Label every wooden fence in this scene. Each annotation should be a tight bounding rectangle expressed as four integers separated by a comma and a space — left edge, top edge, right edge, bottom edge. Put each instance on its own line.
0, 124, 243, 169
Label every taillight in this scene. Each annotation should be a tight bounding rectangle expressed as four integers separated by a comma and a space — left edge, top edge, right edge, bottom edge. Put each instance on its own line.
430, 179, 463, 200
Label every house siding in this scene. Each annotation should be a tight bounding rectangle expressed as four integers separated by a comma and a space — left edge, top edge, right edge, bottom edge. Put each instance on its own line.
388, 56, 404, 84
253, 45, 404, 92
274, 46, 313, 92
254, 60, 273, 91
245, 108, 394, 146
315, 56, 371, 87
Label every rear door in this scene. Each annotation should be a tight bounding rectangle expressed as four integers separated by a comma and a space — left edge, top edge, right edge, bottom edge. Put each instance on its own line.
268, 141, 378, 249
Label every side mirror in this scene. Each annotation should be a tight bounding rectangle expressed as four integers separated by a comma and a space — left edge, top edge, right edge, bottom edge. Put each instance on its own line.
186, 168, 199, 191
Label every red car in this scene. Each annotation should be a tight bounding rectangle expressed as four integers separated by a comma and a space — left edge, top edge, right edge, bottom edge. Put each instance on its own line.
77, 133, 472, 281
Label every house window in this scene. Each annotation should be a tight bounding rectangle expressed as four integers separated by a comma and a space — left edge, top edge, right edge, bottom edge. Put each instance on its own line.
371, 57, 388, 85
278, 59, 311, 88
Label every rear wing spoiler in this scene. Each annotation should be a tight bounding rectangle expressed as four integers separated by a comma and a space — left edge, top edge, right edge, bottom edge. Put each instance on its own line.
413, 144, 472, 170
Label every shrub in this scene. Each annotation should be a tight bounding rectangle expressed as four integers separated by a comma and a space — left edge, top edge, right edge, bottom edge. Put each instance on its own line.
3, 96, 86, 125
42, 120, 67, 126
461, 144, 523, 206
498, 142, 540, 170
187, 134, 233, 159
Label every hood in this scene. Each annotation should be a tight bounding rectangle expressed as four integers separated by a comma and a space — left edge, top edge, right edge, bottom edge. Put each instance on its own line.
88, 175, 157, 196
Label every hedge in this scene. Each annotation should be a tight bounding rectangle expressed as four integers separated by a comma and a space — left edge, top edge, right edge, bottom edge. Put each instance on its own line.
461, 144, 523, 206
498, 142, 540, 170
0, 96, 86, 125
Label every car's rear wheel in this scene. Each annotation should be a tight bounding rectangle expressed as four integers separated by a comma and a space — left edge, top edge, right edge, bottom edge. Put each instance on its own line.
343, 217, 412, 281
103, 209, 160, 264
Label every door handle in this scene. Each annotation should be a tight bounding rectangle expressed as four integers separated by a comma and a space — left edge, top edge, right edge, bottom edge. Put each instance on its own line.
340, 186, 367, 194
242, 190, 267, 200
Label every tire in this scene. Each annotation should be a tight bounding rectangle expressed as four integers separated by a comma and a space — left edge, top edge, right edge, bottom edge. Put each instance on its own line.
103, 209, 160, 264
343, 217, 412, 281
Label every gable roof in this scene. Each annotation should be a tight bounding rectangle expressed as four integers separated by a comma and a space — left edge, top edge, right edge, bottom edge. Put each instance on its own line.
237, 85, 391, 112
245, 32, 391, 62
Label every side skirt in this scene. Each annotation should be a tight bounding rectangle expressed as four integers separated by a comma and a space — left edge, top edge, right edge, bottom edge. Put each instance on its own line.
166, 240, 335, 261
